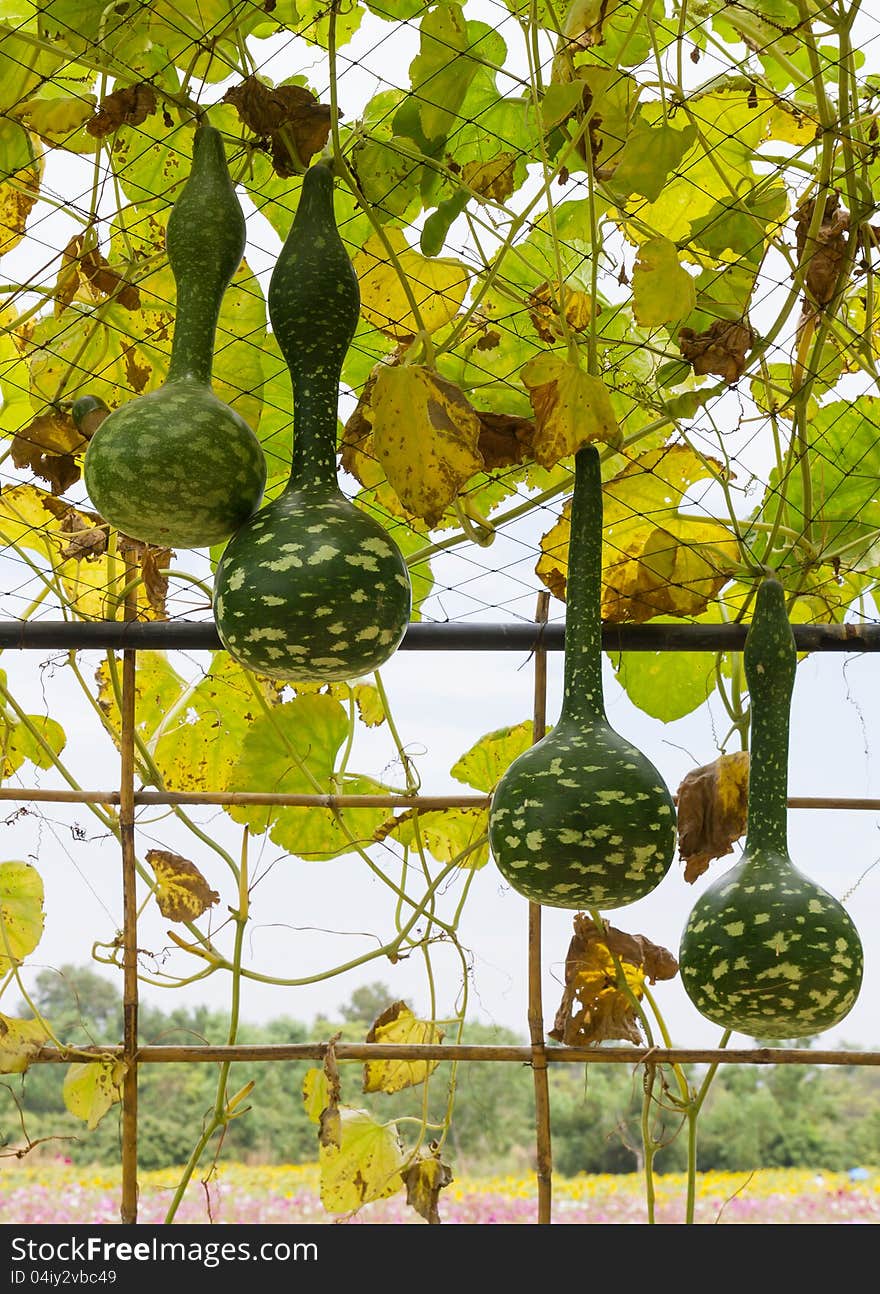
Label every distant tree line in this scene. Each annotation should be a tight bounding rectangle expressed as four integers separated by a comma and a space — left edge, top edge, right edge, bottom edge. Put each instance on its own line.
5, 967, 879, 1175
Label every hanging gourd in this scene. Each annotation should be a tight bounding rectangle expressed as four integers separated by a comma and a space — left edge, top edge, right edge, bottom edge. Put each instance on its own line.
82, 122, 266, 549
213, 159, 411, 682
678, 577, 864, 1037
488, 445, 677, 909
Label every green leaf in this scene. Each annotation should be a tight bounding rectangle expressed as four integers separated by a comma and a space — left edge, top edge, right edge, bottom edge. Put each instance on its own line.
0, 860, 44, 974
541, 82, 584, 132
451, 720, 535, 791
689, 183, 788, 260
613, 612, 727, 722
1, 714, 66, 777
409, 3, 481, 144
607, 121, 697, 203
632, 237, 697, 328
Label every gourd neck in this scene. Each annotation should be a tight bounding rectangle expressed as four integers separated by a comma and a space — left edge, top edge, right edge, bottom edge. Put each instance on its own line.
165, 123, 246, 387
267, 159, 361, 499
559, 445, 607, 725
743, 578, 796, 857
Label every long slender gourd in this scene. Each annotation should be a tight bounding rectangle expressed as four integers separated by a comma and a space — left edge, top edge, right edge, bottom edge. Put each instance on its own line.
213, 159, 411, 681
678, 578, 863, 1037
83, 123, 266, 549
488, 445, 677, 909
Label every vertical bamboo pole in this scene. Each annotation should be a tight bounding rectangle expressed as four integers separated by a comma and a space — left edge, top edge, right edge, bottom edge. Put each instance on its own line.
528, 591, 553, 1223
119, 560, 139, 1223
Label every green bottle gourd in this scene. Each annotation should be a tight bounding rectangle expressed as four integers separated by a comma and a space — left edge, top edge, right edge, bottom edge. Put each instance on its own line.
212, 159, 411, 681
488, 445, 677, 909
678, 578, 864, 1037
82, 123, 266, 549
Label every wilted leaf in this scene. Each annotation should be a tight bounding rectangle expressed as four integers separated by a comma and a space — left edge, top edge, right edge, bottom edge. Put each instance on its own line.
87, 84, 156, 137
351, 683, 385, 727
521, 357, 622, 467
549, 913, 678, 1047
0, 861, 45, 975
563, 0, 626, 46
451, 721, 535, 791
54, 234, 141, 313
536, 446, 739, 622
676, 750, 750, 883
0, 1014, 48, 1075
302, 1067, 331, 1125
11, 95, 97, 144
223, 76, 334, 175
10, 409, 84, 493
377, 806, 490, 869
0, 121, 42, 257
363, 1002, 444, 1093
476, 412, 537, 468
403, 1145, 454, 1224
63, 1060, 126, 1130
794, 192, 850, 308
370, 365, 484, 527
678, 318, 755, 384
528, 280, 594, 344
632, 237, 697, 328
354, 230, 469, 340
146, 849, 220, 923
319, 1106, 406, 1214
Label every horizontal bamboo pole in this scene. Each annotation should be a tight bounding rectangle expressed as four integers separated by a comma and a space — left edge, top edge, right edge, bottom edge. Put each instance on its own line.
0, 788, 879, 810
2, 619, 880, 652
31, 1043, 880, 1067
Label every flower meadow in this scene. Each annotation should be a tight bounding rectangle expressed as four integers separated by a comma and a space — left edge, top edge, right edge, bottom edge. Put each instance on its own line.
2, 1162, 879, 1225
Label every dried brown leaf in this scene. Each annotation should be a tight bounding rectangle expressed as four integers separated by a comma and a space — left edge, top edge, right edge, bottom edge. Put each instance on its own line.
678, 319, 754, 384
460, 153, 516, 203
318, 1033, 343, 1150
549, 913, 678, 1047
794, 192, 850, 307
55, 235, 140, 313
528, 279, 595, 344
87, 84, 157, 137
402, 1145, 454, 1224
223, 76, 334, 176
676, 750, 750, 883
476, 411, 537, 469
117, 535, 172, 619
58, 511, 108, 561
11, 411, 86, 494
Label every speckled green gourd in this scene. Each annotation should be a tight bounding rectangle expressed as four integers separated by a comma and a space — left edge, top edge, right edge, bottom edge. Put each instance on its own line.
678, 578, 863, 1037
82, 123, 266, 548
213, 159, 411, 681
488, 445, 677, 909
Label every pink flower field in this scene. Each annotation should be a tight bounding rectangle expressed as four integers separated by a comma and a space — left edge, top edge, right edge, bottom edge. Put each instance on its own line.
1, 1162, 879, 1225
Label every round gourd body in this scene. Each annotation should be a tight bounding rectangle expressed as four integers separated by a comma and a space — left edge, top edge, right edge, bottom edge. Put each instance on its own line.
83, 379, 266, 548
488, 717, 677, 909
678, 848, 864, 1037
213, 488, 411, 681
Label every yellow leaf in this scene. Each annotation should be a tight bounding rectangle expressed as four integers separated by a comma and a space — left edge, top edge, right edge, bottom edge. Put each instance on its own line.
319, 1106, 405, 1214
0, 1014, 48, 1074
96, 651, 187, 749
461, 154, 516, 203
520, 357, 622, 467
370, 365, 484, 527
302, 1067, 329, 1124
765, 104, 819, 146
146, 849, 220, 923
0, 861, 44, 975
351, 682, 385, 727
363, 1002, 445, 1094
380, 806, 490, 869
12, 95, 97, 142
63, 1059, 126, 1130
676, 750, 750, 883
0, 124, 41, 257
450, 720, 535, 791
353, 229, 469, 339
536, 445, 738, 622
632, 236, 696, 327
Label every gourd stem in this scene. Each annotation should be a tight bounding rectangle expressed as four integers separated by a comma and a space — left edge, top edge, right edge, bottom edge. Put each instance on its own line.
268, 159, 359, 497
560, 445, 606, 724
743, 578, 796, 856
165, 124, 246, 387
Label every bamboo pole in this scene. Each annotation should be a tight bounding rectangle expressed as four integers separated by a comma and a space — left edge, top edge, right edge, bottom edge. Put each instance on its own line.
30, 1043, 880, 1067
119, 565, 139, 1225
528, 592, 553, 1224
0, 788, 878, 810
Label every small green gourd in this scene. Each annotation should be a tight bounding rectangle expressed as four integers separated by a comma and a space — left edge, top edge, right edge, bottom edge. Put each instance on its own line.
213, 159, 411, 681
678, 577, 863, 1037
488, 445, 677, 909
82, 122, 266, 549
